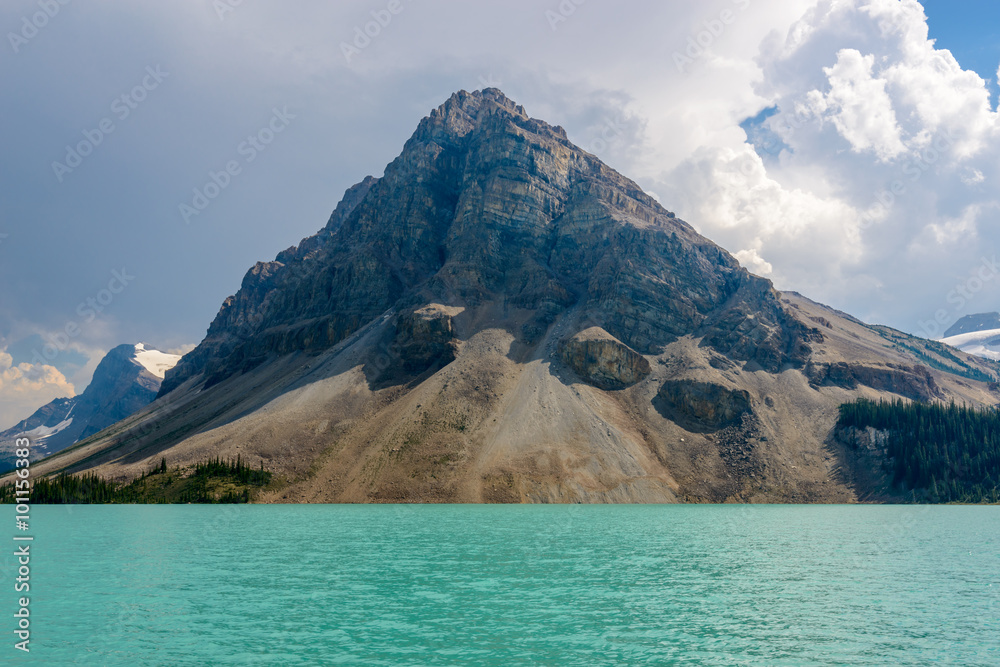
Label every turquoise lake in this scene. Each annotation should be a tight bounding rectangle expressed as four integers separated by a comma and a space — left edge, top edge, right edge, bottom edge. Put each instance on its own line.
3, 505, 998, 665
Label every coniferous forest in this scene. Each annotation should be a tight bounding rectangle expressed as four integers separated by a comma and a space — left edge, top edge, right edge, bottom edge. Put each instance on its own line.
837, 398, 1000, 503
0, 456, 272, 504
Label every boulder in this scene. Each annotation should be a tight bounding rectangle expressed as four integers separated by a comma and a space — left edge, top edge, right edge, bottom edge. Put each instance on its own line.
560, 327, 651, 390
395, 304, 459, 373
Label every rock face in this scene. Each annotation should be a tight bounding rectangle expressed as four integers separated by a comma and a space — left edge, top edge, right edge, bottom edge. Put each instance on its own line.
560, 327, 650, 390
161, 88, 813, 397
394, 305, 459, 374
0, 344, 178, 470
805, 361, 941, 402
836, 425, 891, 457
655, 380, 753, 431
160, 177, 379, 393
23, 89, 1000, 504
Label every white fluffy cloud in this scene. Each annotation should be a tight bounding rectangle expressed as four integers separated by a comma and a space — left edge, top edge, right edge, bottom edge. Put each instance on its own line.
650, 0, 1000, 336
0, 351, 76, 431
735, 247, 774, 276
808, 48, 907, 161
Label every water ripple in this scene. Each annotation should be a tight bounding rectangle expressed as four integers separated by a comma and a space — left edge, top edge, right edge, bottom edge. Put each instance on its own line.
14, 504, 1000, 666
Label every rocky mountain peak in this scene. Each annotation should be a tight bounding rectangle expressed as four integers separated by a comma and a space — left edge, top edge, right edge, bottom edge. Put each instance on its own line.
160, 89, 816, 396
414, 89, 532, 143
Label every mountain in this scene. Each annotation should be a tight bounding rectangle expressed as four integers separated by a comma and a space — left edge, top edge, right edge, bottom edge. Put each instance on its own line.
11, 90, 1000, 503
943, 312, 1000, 338
0, 343, 180, 471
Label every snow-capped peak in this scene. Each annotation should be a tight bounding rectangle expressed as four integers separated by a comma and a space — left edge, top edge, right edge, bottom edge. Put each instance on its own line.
132, 343, 181, 379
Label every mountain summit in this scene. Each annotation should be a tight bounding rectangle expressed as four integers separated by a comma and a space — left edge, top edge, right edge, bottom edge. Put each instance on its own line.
19, 90, 999, 503
0, 343, 179, 471
162, 88, 809, 396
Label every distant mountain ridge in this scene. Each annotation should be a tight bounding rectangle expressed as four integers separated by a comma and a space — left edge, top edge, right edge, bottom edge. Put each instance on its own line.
944, 313, 1000, 338
0, 343, 179, 471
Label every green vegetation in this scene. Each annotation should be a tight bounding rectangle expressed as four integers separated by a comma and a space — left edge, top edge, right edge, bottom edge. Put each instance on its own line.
192, 456, 271, 486
866, 324, 999, 383
838, 398, 1000, 503
0, 456, 272, 504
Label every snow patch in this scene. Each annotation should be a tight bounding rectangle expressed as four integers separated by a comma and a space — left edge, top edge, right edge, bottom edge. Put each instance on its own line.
133, 343, 181, 379
22, 417, 73, 440
940, 328, 1000, 361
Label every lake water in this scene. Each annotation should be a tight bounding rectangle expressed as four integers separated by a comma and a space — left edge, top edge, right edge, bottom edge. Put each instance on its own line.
4, 505, 998, 665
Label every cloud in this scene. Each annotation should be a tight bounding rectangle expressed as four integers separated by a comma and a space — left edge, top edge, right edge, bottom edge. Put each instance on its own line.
1, 323, 111, 394
961, 167, 985, 187
650, 0, 1000, 334
663, 143, 862, 306
166, 343, 197, 357
0, 350, 76, 431
735, 247, 773, 276
808, 48, 907, 161
910, 204, 988, 250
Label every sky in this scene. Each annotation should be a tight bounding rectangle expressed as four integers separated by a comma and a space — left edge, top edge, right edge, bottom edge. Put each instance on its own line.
0, 0, 998, 429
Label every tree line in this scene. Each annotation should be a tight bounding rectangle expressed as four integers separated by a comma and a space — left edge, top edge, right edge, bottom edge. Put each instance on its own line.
0, 456, 272, 504
838, 398, 1000, 503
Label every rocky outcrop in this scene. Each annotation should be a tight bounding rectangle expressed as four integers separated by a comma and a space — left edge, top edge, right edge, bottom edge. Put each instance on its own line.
394, 305, 459, 374
699, 279, 820, 372
836, 425, 891, 457
655, 380, 753, 431
806, 362, 942, 401
560, 327, 650, 390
